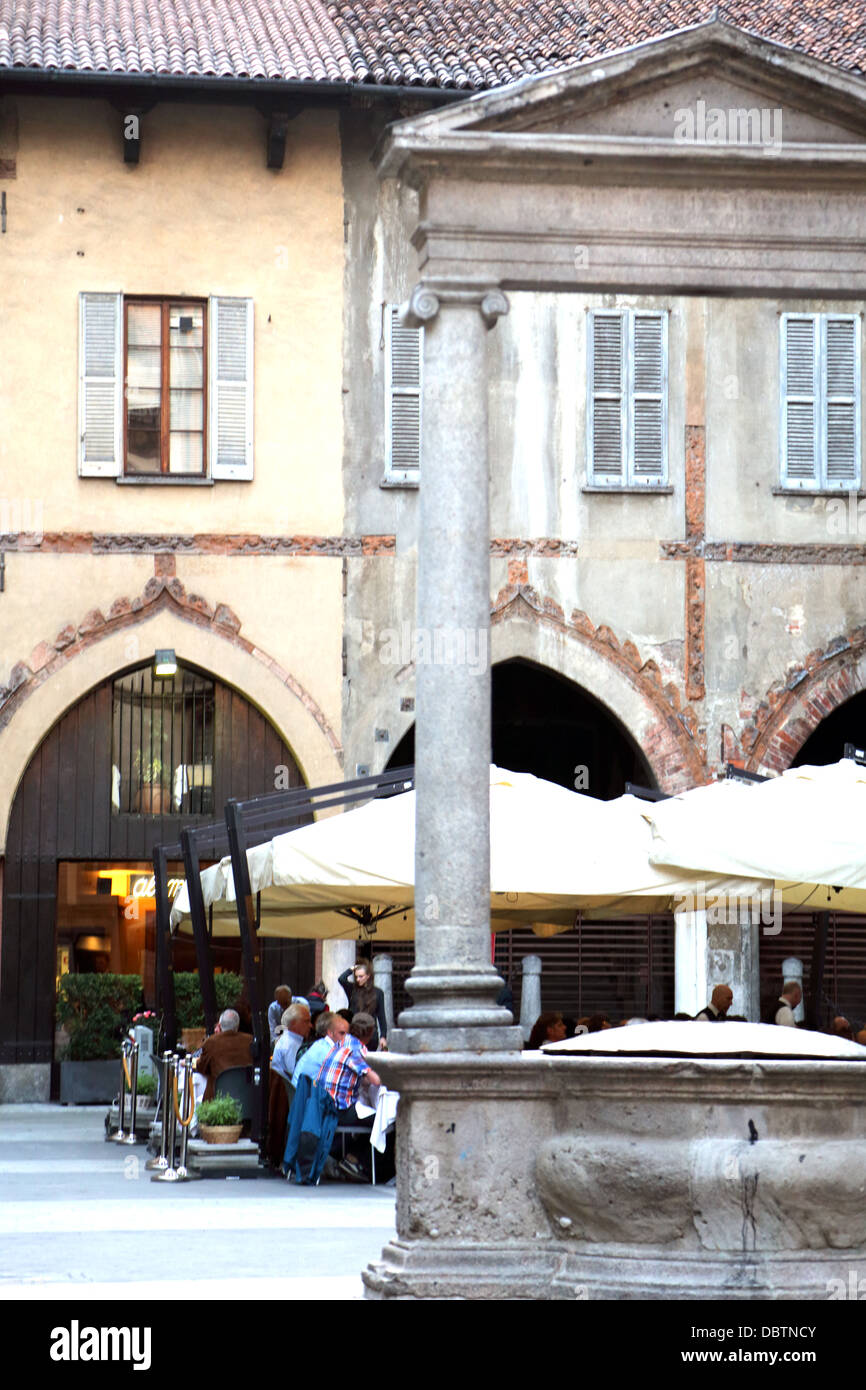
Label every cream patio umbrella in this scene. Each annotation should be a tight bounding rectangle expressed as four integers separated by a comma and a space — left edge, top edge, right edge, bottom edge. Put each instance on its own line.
645, 758, 866, 915
170, 767, 766, 940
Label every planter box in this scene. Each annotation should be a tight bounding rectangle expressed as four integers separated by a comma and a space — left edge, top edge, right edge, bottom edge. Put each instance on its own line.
59, 1059, 122, 1105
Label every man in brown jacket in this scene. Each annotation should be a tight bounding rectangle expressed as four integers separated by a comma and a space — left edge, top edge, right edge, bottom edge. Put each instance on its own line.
195, 1008, 254, 1101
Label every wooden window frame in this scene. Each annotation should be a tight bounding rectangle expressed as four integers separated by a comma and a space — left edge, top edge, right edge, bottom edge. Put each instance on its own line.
123, 295, 208, 479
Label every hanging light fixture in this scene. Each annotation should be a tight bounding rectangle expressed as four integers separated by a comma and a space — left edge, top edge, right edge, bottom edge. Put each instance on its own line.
153, 649, 177, 678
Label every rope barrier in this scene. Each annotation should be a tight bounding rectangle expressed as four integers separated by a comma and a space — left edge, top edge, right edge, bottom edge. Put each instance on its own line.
172, 1064, 196, 1128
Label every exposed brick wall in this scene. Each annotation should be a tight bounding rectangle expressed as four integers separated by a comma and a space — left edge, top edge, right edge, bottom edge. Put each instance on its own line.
491, 576, 707, 793
733, 628, 866, 772
684, 424, 706, 702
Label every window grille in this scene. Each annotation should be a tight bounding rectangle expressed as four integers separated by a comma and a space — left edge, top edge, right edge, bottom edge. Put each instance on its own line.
111, 663, 215, 816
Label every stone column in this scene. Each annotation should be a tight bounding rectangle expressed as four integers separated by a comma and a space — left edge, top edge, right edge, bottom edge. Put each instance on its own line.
373, 954, 395, 1037
322, 939, 356, 1011
674, 907, 707, 1017
705, 911, 761, 1022
390, 284, 521, 1054
519, 955, 542, 1042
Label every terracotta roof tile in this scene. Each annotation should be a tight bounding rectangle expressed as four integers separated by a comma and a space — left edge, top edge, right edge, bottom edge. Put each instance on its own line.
0, 0, 358, 80
0, 0, 864, 86
328, 1, 866, 86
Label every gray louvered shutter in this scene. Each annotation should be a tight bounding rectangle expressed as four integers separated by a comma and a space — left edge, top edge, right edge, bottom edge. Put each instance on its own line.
825, 316, 860, 487
209, 297, 254, 480
386, 306, 422, 479
631, 312, 667, 482
78, 292, 122, 477
588, 312, 624, 484
781, 315, 819, 487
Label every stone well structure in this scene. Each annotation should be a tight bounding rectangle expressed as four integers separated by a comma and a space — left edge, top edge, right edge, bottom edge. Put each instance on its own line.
364, 1027, 866, 1300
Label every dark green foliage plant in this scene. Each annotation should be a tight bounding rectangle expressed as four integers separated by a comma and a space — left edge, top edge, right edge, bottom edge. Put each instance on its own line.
56, 974, 142, 1060
197, 1095, 242, 1126
171, 972, 244, 1029
136, 1071, 157, 1098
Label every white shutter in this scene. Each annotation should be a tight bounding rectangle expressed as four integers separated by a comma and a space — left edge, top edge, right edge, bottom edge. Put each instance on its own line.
781, 315, 819, 486
631, 312, 667, 482
386, 306, 422, 480
825, 316, 860, 487
588, 311, 625, 484
78, 292, 122, 477
209, 297, 254, 481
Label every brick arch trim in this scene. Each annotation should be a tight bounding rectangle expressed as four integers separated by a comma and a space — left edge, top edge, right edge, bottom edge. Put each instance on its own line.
744, 630, 866, 773
490, 572, 707, 793
0, 573, 339, 752
0, 575, 342, 851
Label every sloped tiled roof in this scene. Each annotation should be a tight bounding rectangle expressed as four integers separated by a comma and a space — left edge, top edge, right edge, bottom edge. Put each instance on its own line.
0, 0, 864, 85
329, 1, 866, 87
0, 0, 356, 80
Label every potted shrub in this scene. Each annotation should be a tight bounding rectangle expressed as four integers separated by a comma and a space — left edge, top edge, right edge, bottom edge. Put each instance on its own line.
133, 755, 171, 815
56, 974, 142, 1103
197, 1094, 243, 1144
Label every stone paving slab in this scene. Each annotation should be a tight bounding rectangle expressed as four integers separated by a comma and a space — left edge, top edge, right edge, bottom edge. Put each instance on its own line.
0, 1103, 394, 1301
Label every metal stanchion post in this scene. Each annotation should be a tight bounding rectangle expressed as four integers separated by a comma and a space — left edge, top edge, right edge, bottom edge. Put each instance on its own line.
174, 1055, 201, 1182
109, 1039, 132, 1144
119, 1039, 141, 1145
151, 1055, 179, 1182
145, 1052, 173, 1172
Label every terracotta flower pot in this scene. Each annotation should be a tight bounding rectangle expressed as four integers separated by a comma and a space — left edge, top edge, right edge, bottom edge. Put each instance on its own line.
199, 1123, 243, 1145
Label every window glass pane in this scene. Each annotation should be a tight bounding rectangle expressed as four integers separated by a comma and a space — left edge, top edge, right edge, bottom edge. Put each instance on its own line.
127, 303, 161, 347
170, 389, 203, 430
170, 347, 203, 389
127, 346, 161, 389
126, 430, 162, 474
169, 432, 203, 473
169, 305, 203, 348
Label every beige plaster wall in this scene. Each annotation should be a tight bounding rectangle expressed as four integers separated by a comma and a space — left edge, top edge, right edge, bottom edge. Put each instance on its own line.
0, 95, 344, 534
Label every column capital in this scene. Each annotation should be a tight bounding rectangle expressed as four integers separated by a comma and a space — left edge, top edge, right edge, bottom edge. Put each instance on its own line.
401, 283, 509, 331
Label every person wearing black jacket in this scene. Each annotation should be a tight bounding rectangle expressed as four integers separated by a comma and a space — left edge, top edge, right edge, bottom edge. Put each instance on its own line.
338, 961, 388, 1050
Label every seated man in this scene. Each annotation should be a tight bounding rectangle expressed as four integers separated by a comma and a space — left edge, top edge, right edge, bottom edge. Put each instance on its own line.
270, 1002, 311, 1092
284, 1012, 380, 1186
291, 1010, 350, 1089
268, 985, 292, 1044
195, 1008, 253, 1102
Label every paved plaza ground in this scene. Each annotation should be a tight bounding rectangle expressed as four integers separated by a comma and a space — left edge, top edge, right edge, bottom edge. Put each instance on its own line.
0, 1105, 396, 1302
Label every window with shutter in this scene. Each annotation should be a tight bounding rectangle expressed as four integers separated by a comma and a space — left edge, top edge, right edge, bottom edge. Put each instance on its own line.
587, 309, 668, 487
385, 305, 422, 484
79, 293, 122, 477
781, 313, 860, 490
78, 293, 253, 482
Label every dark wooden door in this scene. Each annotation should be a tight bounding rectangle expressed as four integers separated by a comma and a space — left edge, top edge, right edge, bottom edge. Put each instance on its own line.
0, 665, 312, 1062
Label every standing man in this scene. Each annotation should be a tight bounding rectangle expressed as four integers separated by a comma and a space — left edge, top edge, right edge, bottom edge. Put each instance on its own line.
695, 985, 734, 1022
769, 980, 802, 1027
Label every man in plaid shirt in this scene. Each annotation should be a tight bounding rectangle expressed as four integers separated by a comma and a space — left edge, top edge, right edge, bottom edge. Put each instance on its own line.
285, 1012, 381, 1184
